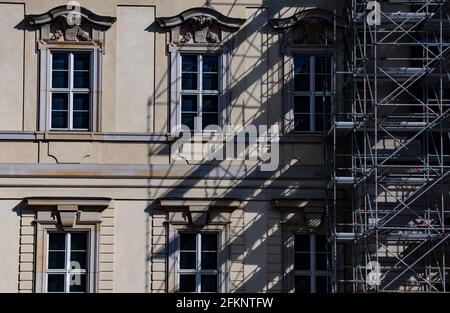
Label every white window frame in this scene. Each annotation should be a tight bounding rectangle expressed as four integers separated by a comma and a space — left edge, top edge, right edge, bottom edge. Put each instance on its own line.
293, 233, 329, 293
292, 55, 332, 133
44, 231, 91, 293
176, 231, 220, 293
49, 51, 93, 131
169, 45, 231, 134
179, 54, 221, 132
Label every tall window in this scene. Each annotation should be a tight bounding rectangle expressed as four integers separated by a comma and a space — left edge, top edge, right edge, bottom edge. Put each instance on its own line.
178, 232, 219, 292
51, 51, 91, 130
180, 54, 220, 131
46, 232, 89, 293
294, 234, 329, 293
293, 55, 331, 132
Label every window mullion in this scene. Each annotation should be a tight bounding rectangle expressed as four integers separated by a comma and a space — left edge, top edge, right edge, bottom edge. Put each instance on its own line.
198, 55, 203, 132
197, 233, 201, 293
310, 56, 315, 132
311, 234, 316, 293
69, 53, 74, 130
65, 233, 71, 293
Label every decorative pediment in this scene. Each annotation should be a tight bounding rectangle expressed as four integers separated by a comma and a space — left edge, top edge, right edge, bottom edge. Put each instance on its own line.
270, 8, 343, 45
156, 7, 245, 45
25, 5, 116, 45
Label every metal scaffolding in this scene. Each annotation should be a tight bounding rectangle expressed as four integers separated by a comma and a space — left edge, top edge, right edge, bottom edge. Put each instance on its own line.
326, 0, 450, 292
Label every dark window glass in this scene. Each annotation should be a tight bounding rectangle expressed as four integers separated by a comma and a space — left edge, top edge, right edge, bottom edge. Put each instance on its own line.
294, 115, 310, 132
202, 113, 219, 129
315, 74, 331, 91
181, 113, 196, 130
52, 94, 68, 111
294, 276, 311, 294
201, 275, 217, 292
201, 234, 218, 251
294, 96, 310, 114
48, 251, 66, 269
73, 94, 90, 111
179, 274, 196, 292
201, 252, 217, 270
182, 55, 198, 72
69, 274, 87, 292
203, 73, 218, 90
202, 96, 218, 112
47, 274, 65, 292
294, 74, 309, 92
181, 95, 198, 112
52, 53, 69, 70
316, 276, 328, 293
74, 54, 90, 71
182, 73, 197, 90
52, 70, 69, 89
295, 253, 310, 271
49, 233, 66, 250
203, 56, 219, 73
294, 56, 310, 74
180, 251, 196, 269
73, 112, 89, 129
315, 235, 328, 252
316, 253, 328, 271
70, 252, 87, 270
74, 71, 90, 89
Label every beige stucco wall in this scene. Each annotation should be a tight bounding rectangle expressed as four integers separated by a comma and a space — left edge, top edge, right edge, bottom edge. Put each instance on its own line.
0, 0, 343, 293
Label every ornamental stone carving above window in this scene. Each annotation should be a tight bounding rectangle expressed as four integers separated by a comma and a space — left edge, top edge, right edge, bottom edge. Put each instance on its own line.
156, 7, 245, 45
25, 5, 116, 47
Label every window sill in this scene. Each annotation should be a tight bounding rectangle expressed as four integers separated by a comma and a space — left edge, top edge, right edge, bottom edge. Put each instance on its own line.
280, 133, 325, 143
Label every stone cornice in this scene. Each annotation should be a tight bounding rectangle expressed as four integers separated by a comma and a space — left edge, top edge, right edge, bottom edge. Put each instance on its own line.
156, 7, 245, 31
270, 8, 344, 31
25, 5, 116, 30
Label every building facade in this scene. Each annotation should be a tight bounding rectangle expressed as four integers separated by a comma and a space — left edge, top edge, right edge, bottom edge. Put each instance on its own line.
0, 0, 448, 294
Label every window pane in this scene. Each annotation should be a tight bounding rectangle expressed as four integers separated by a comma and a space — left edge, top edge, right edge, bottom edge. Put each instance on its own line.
52, 111, 68, 129
315, 56, 330, 74
202, 96, 218, 112
203, 56, 219, 73
52, 53, 69, 70
316, 253, 328, 271
294, 56, 310, 74
316, 276, 328, 293
315, 235, 328, 252
181, 95, 197, 112
48, 251, 66, 269
49, 233, 66, 250
294, 96, 310, 114
315, 74, 331, 91
294, 74, 310, 92
69, 274, 87, 292
70, 251, 87, 270
202, 113, 219, 129
180, 234, 196, 250
295, 235, 310, 251
179, 274, 196, 292
294, 252, 310, 271
180, 251, 196, 269
201, 275, 217, 292
295, 276, 311, 294
182, 73, 197, 90
182, 55, 198, 72
52, 70, 68, 88
47, 274, 65, 292
74, 54, 90, 71
315, 115, 324, 132
73, 94, 90, 111
73, 112, 89, 129
294, 114, 310, 132
202, 73, 218, 90
201, 234, 217, 251
52, 93, 68, 111
74, 71, 90, 89
181, 113, 196, 130
201, 252, 217, 270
